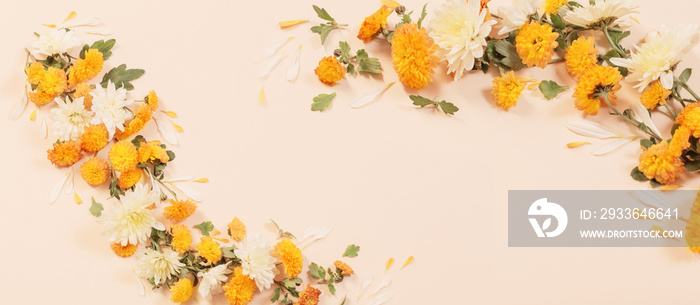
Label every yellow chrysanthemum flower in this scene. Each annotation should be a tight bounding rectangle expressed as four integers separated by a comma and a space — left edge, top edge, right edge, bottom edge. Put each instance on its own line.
572, 65, 622, 115
391, 23, 440, 89
28, 67, 67, 106
68, 48, 104, 88
274, 240, 303, 278
334, 260, 354, 275
170, 278, 194, 304
565, 36, 598, 78
163, 199, 197, 223
170, 224, 192, 254
25, 62, 45, 84
297, 284, 322, 305
80, 124, 109, 153
685, 192, 700, 254
47, 141, 82, 167
137, 140, 170, 164
544, 0, 567, 15
491, 71, 526, 110
676, 101, 700, 138
228, 217, 246, 241
74, 82, 93, 109
640, 81, 671, 110
515, 21, 559, 69
223, 267, 257, 305
195, 236, 222, 264
108, 141, 139, 172
110, 242, 138, 258
638, 141, 684, 184
357, 6, 393, 43
116, 91, 159, 140
79, 157, 110, 186
118, 168, 142, 190
314, 56, 346, 86
668, 125, 691, 158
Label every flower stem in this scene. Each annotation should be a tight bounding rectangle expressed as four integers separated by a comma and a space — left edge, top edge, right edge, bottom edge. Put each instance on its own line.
601, 94, 663, 141
664, 103, 677, 118
681, 81, 700, 101
602, 26, 627, 58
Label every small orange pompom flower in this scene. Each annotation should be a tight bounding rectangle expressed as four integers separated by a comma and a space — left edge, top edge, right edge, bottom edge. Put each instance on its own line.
108, 141, 139, 172
163, 199, 197, 222
47, 141, 82, 167
118, 168, 142, 189
297, 284, 321, 305
314, 56, 346, 86
357, 6, 393, 43
110, 242, 138, 257
68, 48, 104, 88
195, 236, 222, 264
80, 124, 110, 153
334, 260, 354, 275
28, 67, 67, 106
80, 157, 110, 186
391, 23, 440, 89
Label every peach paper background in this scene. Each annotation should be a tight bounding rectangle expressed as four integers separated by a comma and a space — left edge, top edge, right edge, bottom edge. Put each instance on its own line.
2, 0, 700, 304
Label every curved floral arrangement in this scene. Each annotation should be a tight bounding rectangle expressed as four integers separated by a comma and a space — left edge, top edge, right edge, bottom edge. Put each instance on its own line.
12, 12, 413, 305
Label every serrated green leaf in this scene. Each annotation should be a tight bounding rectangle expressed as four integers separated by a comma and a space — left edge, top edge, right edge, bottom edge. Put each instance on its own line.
538, 80, 569, 99
328, 284, 336, 295
608, 30, 630, 46
194, 221, 215, 236
438, 101, 459, 115
679, 68, 693, 83
342, 244, 360, 257
89, 39, 116, 60
311, 92, 337, 112
313, 5, 335, 22
272, 287, 281, 302
100, 64, 145, 90
494, 40, 525, 70
222, 246, 237, 259
346, 63, 355, 74
355, 49, 368, 60
309, 263, 324, 279
630, 167, 649, 182
640, 139, 653, 149
410, 95, 434, 107
89, 197, 104, 217
416, 3, 428, 29
357, 57, 382, 74
339, 41, 351, 57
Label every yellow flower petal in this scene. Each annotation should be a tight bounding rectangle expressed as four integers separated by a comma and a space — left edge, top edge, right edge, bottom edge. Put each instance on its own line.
161, 110, 178, 118
63, 11, 77, 22
42, 24, 57, 28
660, 185, 681, 191
211, 230, 220, 236
29, 109, 37, 121
258, 86, 266, 105
74, 191, 82, 204
213, 237, 230, 243
385, 257, 394, 272
400, 256, 414, 269
566, 141, 590, 148
526, 80, 542, 90
381, 0, 402, 8
193, 178, 209, 183
279, 20, 309, 29
171, 120, 183, 133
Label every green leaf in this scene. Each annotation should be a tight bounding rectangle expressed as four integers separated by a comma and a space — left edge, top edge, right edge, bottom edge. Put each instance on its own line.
100, 64, 145, 90
319, 25, 338, 45
222, 246, 237, 259
640, 139, 653, 149
649, 179, 663, 187
131, 135, 146, 149
109, 180, 125, 199
410, 95, 435, 107
357, 57, 382, 74
679, 68, 693, 83
166, 150, 176, 162
194, 221, 215, 236
608, 30, 630, 46
494, 40, 525, 70
311, 92, 337, 112
310, 25, 323, 34
339, 41, 351, 57
551, 14, 565, 30
416, 3, 428, 29
538, 80, 569, 99
346, 63, 355, 74
309, 263, 325, 279
437, 101, 459, 115
271, 287, 281, 302
340, 295, 347, 305
89, 197, 104, 217
342, 244, 360, 257
313, 5, 335, 22
684, 160, 700, 172
630, 167, 649, 182
85, 39, 116, 60
328, 284, 336, 295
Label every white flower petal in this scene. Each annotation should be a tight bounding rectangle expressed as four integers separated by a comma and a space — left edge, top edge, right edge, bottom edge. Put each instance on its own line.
591, 136, 635, 156
133, 269, 146, 296
39, 112, 48, 139
371, 278, 391, 296
10, 86, 28, 120
357, 274, 373, 301
631, 101, 662, 139
287, 45, 302, 81
153, 117, 178, 145
66, 17, 101, 27
260, 52, 286, 79
64, 170, 74, 195
49, 171, 71, 204
566, 120, 621, 139
169, 182, 203, 202
306, 226, 332, 245
258, 37, 293, 62
350, 82, 395, 108
297, 225, 319, 243
86, 29, 114, 36
369, 294, 393, 305
563, 0, 638, 29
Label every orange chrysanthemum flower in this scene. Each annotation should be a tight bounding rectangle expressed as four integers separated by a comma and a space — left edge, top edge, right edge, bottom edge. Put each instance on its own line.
515, 21, 559, 69
170, 278, 194, 304
274, 240, 303, 278
80, 124, 109, 153
334, 260, 354, 275
640, 81, 671, 109
170, 224, 192, 254
163, 199, 197, 223
491, 71, 526, 110
74, 82, 94, 109
572, 65, 622, 115
108, 141, 139, 172
195, 236, 222, 264
357, 6, 393, 43
223, 267, 257, 305
676, 101, 700, 138
565, 36, 598, 78
391, 23, 440, 89
668, 125, 691, 158
28, 67, 67, 106
297, 284, 321, 305
110, 242, 138, 257
137, 140, 170, 164
25, 62, 45, 84
314, 56, 346, 86
116, 91, 159, 140
228, 217, 246, 241
68, 48, 104, 88
47, 141, 82, 167
638, 141, 684, 185
118, 168, 142, 190
79, 157, 110, 186
544, 0, 567, 15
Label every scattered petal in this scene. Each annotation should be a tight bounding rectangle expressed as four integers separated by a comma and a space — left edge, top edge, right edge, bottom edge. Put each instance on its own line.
168, 182, 203, 202
193, 178, 209, 183
42, 24, 56, 28
29, 108, 37, 121
86, 29, 114, 36
591, 136, 636, 156
357, 275, 373, 301
287, 45, 302, 81
260, 52, 286, 78
39, 112, 48, 139
380, 0, 402, 8
526, 80, 542, 90
631, 101, 662, 139
165, 175, 194, 183
161, 110, 178, 118
258, 86, 267, 105
385, 258, 394, 272
566, 120, 622, 139
213, 237, 229, 243
64, 169, 74, 195
298, 225, 318, 243
63, 11, 77, 22
10, 87, 28, 120
153, 117, 178, 145
567, 141, 590, 148
400, 256, 414, 269
350, 82, 395, 108
279, 20, 309, 29
171, 120, 183, 133
49, 171, 71, 204
258, 36, 293, 62
660, 185, 681, 191
371, 278, 391, 296
369, 294, 393, 305
74, 191, 82, 204
304, 226, 332, 248
133, 269, 146, 296
66, 17, 101, 27
211, 230, 220, 236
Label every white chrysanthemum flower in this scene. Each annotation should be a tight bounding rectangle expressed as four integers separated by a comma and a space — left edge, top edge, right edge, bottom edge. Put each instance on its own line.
90, 80, 133, 138
611, 25, 700, 91
32, 28, 82, 56
498, 0, 541, 35
197, 262, 232, 298
430, 0, 497, 80
563, 0, 637, 29
135, 248, 184, 285
100, 184, 164, 246
234, 234, 277, 291
50, 97, 93, 141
